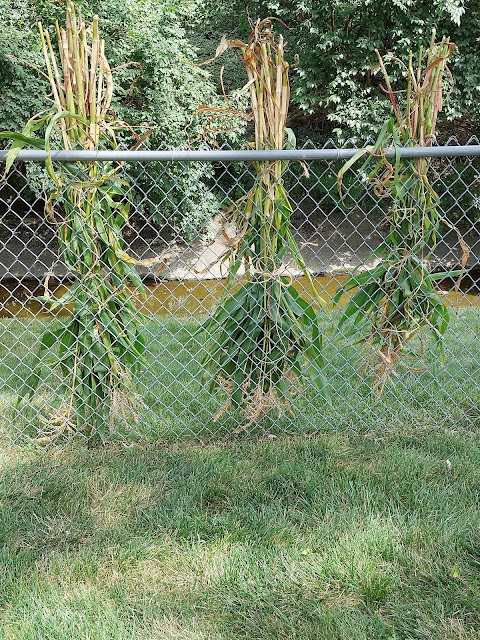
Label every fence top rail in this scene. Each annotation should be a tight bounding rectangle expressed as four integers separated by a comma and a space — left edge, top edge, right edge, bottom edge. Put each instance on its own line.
1, 146, 480, 163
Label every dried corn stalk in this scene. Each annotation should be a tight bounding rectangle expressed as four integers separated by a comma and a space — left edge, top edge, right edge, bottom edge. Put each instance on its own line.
1, 2, 152, 440
200, 20, 330, 425
334, 32, 467, 396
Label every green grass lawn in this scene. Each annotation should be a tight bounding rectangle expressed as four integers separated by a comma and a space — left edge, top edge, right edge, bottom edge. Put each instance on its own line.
0, 308, 479, 444
0, 309, 479, 637
0, 431, 479, 639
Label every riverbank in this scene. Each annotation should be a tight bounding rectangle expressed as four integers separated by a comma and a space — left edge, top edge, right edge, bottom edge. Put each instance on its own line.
0, 208, 478, 283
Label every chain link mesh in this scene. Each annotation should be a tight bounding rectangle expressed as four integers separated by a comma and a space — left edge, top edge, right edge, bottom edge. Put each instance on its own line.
0, 138, 479, 447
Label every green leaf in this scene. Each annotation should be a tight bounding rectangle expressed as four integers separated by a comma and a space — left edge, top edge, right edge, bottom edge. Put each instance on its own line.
17, 369, 42, 403
0, 116, 48, 178
430, 270, 463, 281
40, 330, 61, 350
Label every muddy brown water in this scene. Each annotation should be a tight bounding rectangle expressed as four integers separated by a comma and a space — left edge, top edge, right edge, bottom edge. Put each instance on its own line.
0, 273, 478, 319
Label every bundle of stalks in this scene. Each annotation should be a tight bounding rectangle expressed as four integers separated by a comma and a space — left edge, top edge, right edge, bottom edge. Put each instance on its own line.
1, 1, 151, 440
334, 32, 467, 397
200, 19, 330, 426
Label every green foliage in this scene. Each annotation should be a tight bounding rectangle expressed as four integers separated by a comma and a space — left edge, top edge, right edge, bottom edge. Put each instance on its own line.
0, 0, 213, 142
203, 277, 328, 424
199, 0, 480, 141
11, 136, 148, 439
135, 160, 221, 244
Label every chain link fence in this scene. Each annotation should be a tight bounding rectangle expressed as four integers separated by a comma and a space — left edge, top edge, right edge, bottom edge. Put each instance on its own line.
0, 138, 479, 446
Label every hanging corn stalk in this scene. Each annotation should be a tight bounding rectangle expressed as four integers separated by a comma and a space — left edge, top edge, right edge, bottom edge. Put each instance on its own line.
198, 19, 330, 427
333, 31, 467, 396
0, 2, 152, 440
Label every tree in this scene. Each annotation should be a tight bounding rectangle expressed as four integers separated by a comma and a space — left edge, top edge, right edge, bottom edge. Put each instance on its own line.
195, 0, 480, 142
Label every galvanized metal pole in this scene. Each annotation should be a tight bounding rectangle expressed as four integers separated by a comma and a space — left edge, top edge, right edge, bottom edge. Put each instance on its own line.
1, 146, 480, 162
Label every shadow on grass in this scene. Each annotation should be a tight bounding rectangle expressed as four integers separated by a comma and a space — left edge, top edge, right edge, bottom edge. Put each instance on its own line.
0, 432, 479, 639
